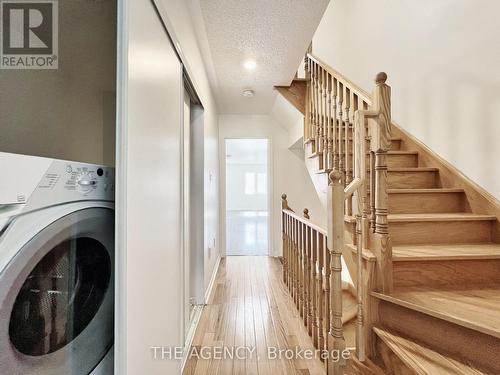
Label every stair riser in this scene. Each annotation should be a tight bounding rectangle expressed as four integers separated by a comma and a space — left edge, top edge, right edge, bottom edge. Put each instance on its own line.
307, 138, 402, 155
388, 171, 438, 189
378, 301, 500, 374
346, 139, 402, 152
388, 192, 466, 214
389, 220, 493, 245
387, 154, 418, 168
393, 259, 500, 289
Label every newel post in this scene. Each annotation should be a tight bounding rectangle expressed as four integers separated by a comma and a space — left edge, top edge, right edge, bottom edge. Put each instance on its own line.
327, 171, 346, 375
369, 73, 393, 293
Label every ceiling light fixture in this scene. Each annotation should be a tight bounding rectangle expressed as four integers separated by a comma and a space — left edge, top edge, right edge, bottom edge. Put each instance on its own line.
242, 89, 255, 98
243, 59, 257, 70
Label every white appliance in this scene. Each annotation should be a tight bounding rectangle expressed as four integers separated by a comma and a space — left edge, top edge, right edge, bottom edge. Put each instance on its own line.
0, 152, 114, 375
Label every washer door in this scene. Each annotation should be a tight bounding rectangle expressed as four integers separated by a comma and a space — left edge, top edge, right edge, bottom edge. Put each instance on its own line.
0, 208, 114, 375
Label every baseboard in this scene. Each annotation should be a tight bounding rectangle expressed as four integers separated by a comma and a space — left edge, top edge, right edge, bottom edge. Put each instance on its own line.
181, 253, 222, 372
180, 304, 203, 372
204, 254, 221, 303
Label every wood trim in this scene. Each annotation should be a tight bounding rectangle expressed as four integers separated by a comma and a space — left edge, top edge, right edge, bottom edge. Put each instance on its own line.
283, 208, 327, 236
274, 79, 307, 115
307, 53, 372, 104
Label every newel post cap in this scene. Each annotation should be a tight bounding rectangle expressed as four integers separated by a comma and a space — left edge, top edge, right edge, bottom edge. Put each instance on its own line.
375, 72, 388, 85
329, 170, 342, 184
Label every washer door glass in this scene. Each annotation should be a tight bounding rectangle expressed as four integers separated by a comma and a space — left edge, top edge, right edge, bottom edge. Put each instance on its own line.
9, 237, 111, 356
0, 207, 114, 375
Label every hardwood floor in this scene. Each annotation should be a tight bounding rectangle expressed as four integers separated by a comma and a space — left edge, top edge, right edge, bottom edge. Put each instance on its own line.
183, 256, 327, 375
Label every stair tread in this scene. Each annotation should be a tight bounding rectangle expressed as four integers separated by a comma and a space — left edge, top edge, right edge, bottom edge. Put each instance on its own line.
304, 137, 402, 145
387, 188, 464, 194
372, 286, 500, 339
388, 213, 496, 222
345, 243, 377, 261
343, 151, 417, 155
393, 243, 500, 261
347, 242, 500, 261
315, 166, 438, 174
389, 167, 438, 172
344, 213, 496, 223
373, 326, 490, 375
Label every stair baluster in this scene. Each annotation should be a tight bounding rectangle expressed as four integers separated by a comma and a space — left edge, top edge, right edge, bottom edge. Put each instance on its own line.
321, 69, 328, 164
325, 73, 334, 171
310, 62, 316, 148
298, 219, 304, 317
337, 80, 345, 184
304, 54, 312, 141
332, 76, 339, 171
318, 66, 325, 154
314, 63, 321, 153
304, 209, 314, 336
311, 227, 319, 348
344, 86, 353, 216
281, 194, 289, 285
316, 232, 325, 352
302, 222, 307, 319
292, 216, 297, 305
321, 232, 330, 360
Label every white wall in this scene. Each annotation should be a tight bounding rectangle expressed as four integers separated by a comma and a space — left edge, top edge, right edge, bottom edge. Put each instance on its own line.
270, 94, 305, 147
0, 0, 116, 166
313, 0, 500, 199
219, 115, 325, 257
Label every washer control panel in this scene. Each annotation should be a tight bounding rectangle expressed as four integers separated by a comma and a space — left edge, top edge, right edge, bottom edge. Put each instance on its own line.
62, 164, 113, 196
23, 159, 115, 212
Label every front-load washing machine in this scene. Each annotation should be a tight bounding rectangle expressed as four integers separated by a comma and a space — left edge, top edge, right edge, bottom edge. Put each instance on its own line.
0, 152, 114, 375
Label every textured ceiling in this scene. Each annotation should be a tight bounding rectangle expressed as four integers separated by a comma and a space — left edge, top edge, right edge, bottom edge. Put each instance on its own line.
196, 0, 329, 114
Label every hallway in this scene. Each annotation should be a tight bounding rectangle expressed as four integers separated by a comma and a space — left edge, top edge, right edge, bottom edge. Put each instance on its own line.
183, 256, 326, 375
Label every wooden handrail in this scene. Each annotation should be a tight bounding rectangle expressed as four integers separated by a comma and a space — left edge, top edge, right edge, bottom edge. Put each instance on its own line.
283, 208, 326, 235
307, 53, 372, 106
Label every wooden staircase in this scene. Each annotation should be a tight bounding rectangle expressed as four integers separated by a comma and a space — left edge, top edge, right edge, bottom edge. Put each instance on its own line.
279, 52, 500, 374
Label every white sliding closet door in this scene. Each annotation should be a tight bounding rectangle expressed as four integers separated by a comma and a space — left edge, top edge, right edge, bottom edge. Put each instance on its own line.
116, 0, 183, 374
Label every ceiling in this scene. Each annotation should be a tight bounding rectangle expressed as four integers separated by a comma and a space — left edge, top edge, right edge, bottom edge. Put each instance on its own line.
194, 0, 329, 114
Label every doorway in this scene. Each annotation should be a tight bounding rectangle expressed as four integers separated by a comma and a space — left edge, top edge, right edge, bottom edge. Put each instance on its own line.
225, 139, 270, 256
